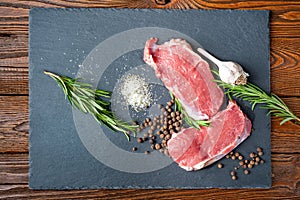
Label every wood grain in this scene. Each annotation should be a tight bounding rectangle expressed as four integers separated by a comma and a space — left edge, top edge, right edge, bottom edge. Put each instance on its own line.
0, 0, 300, 199
1, 8, 300, 38
0, 3, 300, 95
0, 0, 299, 9
0, 186, 299, 200
0, 96, 28, 153
0, 37, 300, 95
0, 96, 299, 153
0, 153, 299, 199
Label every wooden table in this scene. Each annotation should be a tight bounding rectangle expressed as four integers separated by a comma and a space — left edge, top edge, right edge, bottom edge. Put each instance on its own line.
0, 0, 299, 199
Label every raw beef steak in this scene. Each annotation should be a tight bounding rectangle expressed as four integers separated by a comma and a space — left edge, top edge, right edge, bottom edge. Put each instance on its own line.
167, 101, 252, 171
144, 38, 224, 120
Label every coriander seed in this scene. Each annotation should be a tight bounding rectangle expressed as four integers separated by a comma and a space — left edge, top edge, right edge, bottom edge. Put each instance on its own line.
149, 139, 154, 144
137, 138, 143, 143
256, 147, 262, 152
155, 143, 162, 150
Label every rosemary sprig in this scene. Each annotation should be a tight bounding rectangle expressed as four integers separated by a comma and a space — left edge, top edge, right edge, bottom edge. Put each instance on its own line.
44, 71, 137, 140
170, 92, 210, 129
215, 79, 300, 125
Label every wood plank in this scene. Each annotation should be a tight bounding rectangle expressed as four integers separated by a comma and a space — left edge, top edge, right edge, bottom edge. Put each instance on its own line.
0, 186, 298, 200
0, 0, 299, 10
271, 97, 300, 153
0, 0, 299, 199
1, 6, 300, 38
0, 153, 299, 198
0, 4, 300, 95
0, 96, 28, 153
271, 38, 300, 96
0, 67, 28, 94
0, 36, 300, 95
0, 154, 28, 184
0, 96, 299, 153
0, 33, 27, 60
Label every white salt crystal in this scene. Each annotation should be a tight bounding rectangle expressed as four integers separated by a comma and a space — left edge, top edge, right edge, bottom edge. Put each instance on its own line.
120, 74, 152, 111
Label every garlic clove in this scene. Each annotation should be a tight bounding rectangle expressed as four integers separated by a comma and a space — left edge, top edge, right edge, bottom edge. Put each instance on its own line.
219, 62, 249, 85
197, 47, 249, 85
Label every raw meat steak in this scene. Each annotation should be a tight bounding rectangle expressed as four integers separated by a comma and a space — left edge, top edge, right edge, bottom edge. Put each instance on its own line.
144, 38, 224, 120
167, 101, 252, 171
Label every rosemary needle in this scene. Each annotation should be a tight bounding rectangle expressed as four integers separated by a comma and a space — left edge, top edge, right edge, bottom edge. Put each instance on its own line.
214, 79, 300, 125
44, 71, 137, 140
170, 92, 210, 129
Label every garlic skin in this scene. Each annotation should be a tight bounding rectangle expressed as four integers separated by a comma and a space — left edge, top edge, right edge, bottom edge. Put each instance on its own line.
218, 62, 249, 85
197, 47, 249, 85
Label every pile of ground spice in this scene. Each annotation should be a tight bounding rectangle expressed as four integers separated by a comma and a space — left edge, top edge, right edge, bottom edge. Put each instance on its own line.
120, 74, 152, 111
217, 147, 265, 180
131, 99, 183, 155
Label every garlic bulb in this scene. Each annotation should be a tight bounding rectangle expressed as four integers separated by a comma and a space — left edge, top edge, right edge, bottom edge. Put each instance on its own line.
197, 48, 249, 85
218, 61, 249, 85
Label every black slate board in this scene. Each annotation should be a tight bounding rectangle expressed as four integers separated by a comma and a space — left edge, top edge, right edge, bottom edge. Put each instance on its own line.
29, 8, 271, 189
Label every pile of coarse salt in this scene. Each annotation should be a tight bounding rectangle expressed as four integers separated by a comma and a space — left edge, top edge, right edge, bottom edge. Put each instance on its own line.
120, 74, 152, 111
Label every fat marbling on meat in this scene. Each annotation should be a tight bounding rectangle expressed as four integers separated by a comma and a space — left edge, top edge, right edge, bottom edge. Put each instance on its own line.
143, 38, 252, 171
144, 38, 224, 120
167, 101, 252, 171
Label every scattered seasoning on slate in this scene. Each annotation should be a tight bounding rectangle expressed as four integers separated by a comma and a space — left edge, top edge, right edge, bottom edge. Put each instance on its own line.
119, 74, 153, 111
149, 139, 154, 144
144, 151, 150, 155
132, 100, 183, 157
155, 143, 162, 150
164, 149, 169, 156
137, 138, 143, 143
257, 147, 263, 152
222, 146, 265, 181
217, 163, 223, 168
132, 147, 137, 152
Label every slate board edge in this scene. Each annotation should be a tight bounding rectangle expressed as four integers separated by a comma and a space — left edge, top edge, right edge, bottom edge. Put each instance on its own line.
28, 8, 271, 189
